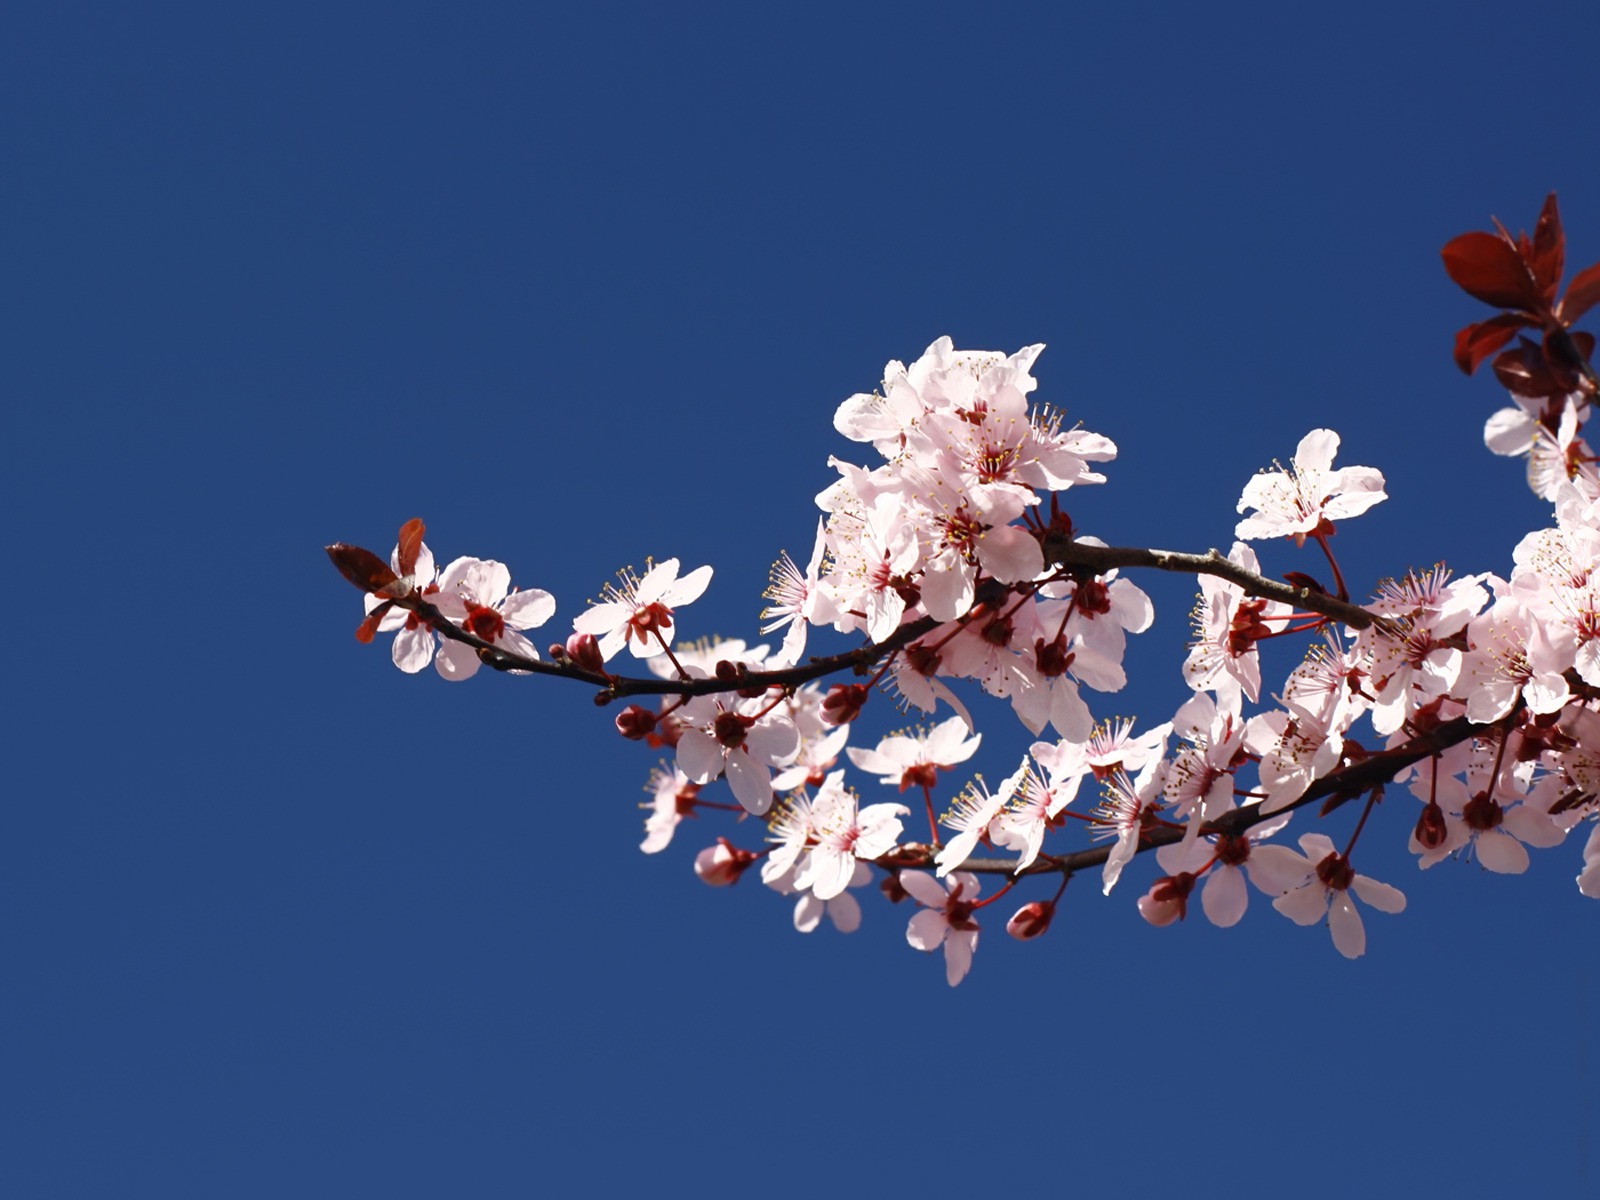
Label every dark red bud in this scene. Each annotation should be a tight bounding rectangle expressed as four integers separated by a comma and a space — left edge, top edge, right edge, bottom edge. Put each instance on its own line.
1007, 900, 1056, 940
615, 705, 658, 740
1414, 800, 1449, 850
822, 683, 870, 725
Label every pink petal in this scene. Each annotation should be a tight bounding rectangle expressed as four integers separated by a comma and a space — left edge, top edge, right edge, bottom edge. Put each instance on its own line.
943, 929, 977, 986
1350, 875, 1407, 913
906, 909, 947, 952
1328, 893, 1366, 958
898, 870, 950, 908
500, 588, 556, 630
1201, 867, 1248, 928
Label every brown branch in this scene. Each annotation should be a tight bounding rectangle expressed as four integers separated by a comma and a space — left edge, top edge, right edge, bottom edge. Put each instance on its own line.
379, 537, 1381, 702
1040, 538, 1380, 630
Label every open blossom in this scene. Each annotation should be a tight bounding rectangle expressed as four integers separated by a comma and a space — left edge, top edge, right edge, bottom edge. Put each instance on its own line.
431, 557, 556, 681
572, 557, 713, 660
676, 695, 801, 817
1360, 567, 1487, 736
761, 519, 838, 668
900, 870, 982, 987
794, 778, 908, 901
1183, 542, 1290, 706
785, 861, 874, 934
935, 763, 1027, 876
991, 752, 1081, 871
1271, 833, 1406, 958
1094, 754, 1170, 896
364, 537, 440, 673
847, 716, 981, 791
1406, 744, 1564, 873
1235, 428, 1386, 543
1154, 824, 1299, 927
640, 765, 699, 854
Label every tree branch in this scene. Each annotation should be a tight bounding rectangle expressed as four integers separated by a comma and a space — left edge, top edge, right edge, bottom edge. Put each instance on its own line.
376, 537, 1381, 701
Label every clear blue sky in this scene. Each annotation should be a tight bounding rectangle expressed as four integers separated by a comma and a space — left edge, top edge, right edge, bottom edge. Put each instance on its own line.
4, 3, 1597, 1196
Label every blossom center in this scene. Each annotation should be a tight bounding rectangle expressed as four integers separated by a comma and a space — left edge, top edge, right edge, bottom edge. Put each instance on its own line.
463, 603, 504, 642
628, 601, 674, 645
1461, 791, 1505, 832
1315, 851, 1355, 891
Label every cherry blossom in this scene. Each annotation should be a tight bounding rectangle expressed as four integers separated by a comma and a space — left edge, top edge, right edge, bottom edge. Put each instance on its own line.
431, 557, 556, 682
935, 763, 1027, 876
797, 782, 908, 901
329, 252, 1600, 986
364, 537, 440, 673
900, 870, 982, 987
573, 557, 713, 661
1234, 428, 1387, 544
640, 765, 699, 855
1183, 542, 1289, 706
846, 717, 982, 791
1270, 833, 1406, 959
760, 519, 837, 667
675, 694, 800, 816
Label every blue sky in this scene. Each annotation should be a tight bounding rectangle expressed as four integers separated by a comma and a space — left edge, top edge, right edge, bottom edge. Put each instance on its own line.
5, 3, 1598, 1196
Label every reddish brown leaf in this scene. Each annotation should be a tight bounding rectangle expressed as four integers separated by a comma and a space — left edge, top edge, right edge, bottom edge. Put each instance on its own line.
1543, 327, 1592, 394
355, 602, 393, 644
1528, 193, 1565, 301
1560, 260, 1600, 326
1452, 313, 1532, 374
1492, 337, 1569, 399
396, 517, 425, 578
325, 543, 398, 593
1441, 231, 1543, 312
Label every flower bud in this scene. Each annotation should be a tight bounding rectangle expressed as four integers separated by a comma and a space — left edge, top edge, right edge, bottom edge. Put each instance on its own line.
565, 632, 607, 675
693, 838, 758, 887
1137, 872, 1195, 927
1007, 900, 1056, 940
1414, 799, 1449, 850
821, 683, 869, 725
615, 704, 658, 740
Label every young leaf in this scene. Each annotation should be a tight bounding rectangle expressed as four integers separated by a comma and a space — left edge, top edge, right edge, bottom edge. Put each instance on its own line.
396, 518, 425, 578
325, 543, 398, 593
1440, 231, 1543, 312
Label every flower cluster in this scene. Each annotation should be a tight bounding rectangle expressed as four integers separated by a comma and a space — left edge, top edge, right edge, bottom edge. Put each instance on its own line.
328, 198, 1600, 986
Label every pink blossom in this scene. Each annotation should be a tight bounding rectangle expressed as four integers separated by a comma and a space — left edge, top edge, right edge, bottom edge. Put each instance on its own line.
364, 537, 440, 673
676, 696, 800, 817
1270, 833, 1406, 959
846, 717, 981, 791
431, 557, 555, 682
900, 870, 982, 987
640, 765, 699, 855
572, 557, 713, 661
1234, 428, 1386, 544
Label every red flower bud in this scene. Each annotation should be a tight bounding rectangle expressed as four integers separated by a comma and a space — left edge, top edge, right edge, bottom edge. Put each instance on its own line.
1414, 799, 1449, 850
615, 705, 658, 740
822, 683, 869, 725
565, 632, 607, 675
1007, 900, 1056, 940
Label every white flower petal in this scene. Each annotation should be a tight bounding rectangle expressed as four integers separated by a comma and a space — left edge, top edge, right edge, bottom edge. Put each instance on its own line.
1328, 893, 1366, 958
